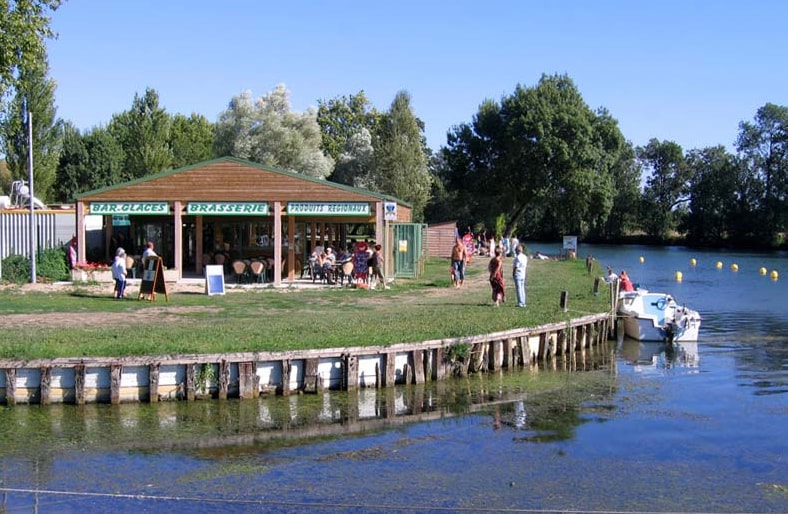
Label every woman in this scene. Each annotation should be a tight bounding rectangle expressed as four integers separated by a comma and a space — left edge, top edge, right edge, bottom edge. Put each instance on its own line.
488, 247, 505, 306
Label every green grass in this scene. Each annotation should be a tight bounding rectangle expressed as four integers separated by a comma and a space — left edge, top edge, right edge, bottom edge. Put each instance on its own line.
0, 257, 613, 360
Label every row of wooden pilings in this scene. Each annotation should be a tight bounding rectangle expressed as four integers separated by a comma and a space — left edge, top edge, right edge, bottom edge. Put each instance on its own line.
0, 313, 612, 406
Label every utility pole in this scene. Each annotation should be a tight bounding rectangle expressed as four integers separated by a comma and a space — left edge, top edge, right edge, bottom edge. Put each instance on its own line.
27, 98, 37, 283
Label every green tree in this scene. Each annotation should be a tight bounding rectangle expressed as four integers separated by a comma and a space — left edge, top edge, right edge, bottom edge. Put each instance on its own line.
685, 146, 739, 245
370, 90, 431, 221
0, 63, 62, 202
441, 74, 621, 239
735, 103, 788, 245
317, 91, 379, 163
0, 0, 61, 101
603, 144, 642, 239
109, 88, 173, 180
214, 84, 333, 178
637, 139, 691, 240
170, 113, 214, 168
330, 127, 374, 187
54, 123, 125, 201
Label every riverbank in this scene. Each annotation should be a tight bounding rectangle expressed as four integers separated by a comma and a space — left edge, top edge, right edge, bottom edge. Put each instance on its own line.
0, 257, 613, 360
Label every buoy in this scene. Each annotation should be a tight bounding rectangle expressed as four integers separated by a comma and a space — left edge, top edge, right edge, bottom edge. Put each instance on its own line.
771, 270, 779, 280
675, 271, 683, 282
759, 267, 767, 275
639, 256, 645, 263
716, 261, 723, 269
730, 263, 739, 272
690, 258, 697, 266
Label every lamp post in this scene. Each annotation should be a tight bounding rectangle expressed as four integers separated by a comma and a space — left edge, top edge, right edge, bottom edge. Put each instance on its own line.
26, 97, 36, 283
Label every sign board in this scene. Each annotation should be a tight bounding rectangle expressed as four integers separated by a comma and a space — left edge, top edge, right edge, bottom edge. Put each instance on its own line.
138, 256, 169, 301
111, 214, 131, 226
398, 239, 408, 253
187, 202, 269, 215
384, 201, 397, 221
205, 265, 226, 296
563, 236, 578, 251
90, 202, 170, 215
286, 202, 370, 216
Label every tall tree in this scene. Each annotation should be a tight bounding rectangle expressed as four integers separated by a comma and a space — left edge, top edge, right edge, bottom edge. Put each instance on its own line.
735, 103, 788, 244
214, 84, 333, 178
317, 91, 379, 163
685, 146, 739, 246
330, 127, 374, 188
109, 88, 173, 180
54, 123, 125, 202
441, 74, 621, 239
170, 113, 214, 168
0, 62, 62, 202
0, 0, 61, 101
371, 90, 431, 221
637, 139, 691, 240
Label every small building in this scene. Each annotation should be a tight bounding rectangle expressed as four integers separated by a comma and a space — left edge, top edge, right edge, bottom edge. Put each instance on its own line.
74, 157, 412, 285
426, 220, 459, 258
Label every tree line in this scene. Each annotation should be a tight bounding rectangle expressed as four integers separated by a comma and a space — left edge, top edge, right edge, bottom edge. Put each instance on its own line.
1, 2, 785, 249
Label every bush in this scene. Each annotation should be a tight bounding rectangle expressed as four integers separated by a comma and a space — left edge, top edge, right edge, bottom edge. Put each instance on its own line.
1, 255, 31, 283
1, 247, 70, 284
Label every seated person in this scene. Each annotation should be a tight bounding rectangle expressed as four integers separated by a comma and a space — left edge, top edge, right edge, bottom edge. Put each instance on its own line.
604, 267, 618, 284
322, 248, 337, 283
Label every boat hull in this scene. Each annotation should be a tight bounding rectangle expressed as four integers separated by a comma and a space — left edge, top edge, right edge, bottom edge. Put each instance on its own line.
617, 290, 701, 342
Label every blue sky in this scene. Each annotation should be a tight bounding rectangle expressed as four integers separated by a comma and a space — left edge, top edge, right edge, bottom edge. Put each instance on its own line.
47, 1, 788, 154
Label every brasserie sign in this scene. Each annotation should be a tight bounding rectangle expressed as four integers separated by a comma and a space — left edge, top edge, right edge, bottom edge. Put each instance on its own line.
287, 202, 370, 216
187, 202, 269, 215
90, 202, 169, 215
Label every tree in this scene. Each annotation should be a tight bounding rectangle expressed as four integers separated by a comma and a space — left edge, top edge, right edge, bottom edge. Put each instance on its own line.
736, 103, 788, 245
440, 74, 621, 239
0, 0, 61, 101
637, 139, 691, 240
54, 123, 125, 202
370, 90, 431, 221
330, 127, 374, 188
170, 113, 214, 168
603, 143, 642, 239
109, 88, 173, 180
685, 146, 739, 246
317, 91, 379, 163
214, 84, 333, 178
0, 62, 62, 202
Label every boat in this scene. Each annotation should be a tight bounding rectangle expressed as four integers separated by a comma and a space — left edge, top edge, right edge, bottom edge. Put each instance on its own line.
617, 289, 701, 342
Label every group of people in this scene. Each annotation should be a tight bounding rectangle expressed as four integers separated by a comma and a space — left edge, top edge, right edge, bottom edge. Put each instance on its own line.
604, 266, 635, 291
309, 242, 387, 289
111, 241, 157, 299
451, 236, 528, 307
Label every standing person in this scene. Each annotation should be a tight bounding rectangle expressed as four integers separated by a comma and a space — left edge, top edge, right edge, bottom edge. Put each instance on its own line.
450, 237, 468, 288
142, 241, 157, 260
67, 237, 78, 270
512, 244, 528, 307
112, 248, 128, 299
488, 247, 505, 307
369, 244, 389, 289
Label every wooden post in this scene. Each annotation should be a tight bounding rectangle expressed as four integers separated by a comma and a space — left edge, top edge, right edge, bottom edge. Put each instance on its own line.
149, 363, 160, 403
218, 360, 230, 400
74, 364, 85, 405
304, 358, 319, 393
593, 277, 601, 295
385, 352, 396, 387
185, 363, 195, 401
5, 368, 16, 406
345, 354, 358, 390
433, 347, 445, 381
238, 362, 257, 399
39, 366, 51, 405
110, 363, 122, 405
411, 350, 425, 384
560, 290, 569, 312
279, 359, 290, 395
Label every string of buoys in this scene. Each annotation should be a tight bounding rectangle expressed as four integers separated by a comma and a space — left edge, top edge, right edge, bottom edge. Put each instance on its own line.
630, 255, 777, 281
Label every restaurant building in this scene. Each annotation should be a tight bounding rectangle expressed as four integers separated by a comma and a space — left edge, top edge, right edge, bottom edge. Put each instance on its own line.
75, 157, 413, 285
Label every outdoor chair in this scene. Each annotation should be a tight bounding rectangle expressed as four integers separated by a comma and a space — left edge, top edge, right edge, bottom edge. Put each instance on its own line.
125, 255, 137, 279
249, 260, 266, 283
231, 260, 248, 284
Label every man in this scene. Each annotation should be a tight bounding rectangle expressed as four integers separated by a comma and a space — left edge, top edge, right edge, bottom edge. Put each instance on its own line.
512, 245, 528, 307
450, 237, 468, 287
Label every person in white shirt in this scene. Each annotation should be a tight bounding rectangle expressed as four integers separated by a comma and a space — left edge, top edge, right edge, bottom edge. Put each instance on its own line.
112, 248, 128, 299
512, 245, 528, 307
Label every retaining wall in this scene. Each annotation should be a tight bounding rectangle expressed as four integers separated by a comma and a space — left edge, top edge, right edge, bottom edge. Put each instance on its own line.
0, 313, 610, 405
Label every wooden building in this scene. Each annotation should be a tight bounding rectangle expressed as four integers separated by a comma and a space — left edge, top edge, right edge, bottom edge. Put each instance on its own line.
75, 157, 411, 285
426, 220, 459, 258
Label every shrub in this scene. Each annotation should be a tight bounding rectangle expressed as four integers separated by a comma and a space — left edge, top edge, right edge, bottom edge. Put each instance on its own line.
1, 255, 31, 283
1, 248, 70, 284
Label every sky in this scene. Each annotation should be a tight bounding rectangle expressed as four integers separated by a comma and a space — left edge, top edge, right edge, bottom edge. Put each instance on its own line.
46, 1, 788, 155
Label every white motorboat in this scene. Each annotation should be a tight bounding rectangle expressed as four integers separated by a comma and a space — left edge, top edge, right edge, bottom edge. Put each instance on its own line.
617, 290, 701, 342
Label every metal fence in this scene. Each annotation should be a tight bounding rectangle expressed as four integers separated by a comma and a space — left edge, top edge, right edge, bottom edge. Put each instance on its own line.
0, 210, 76, 261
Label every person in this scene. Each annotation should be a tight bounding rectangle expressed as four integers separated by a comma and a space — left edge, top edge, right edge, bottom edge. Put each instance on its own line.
450, 237, 468, 288
534, 251, 550, 260
488, 247, 505, 307
142, 241, 157, 260
112, 248, 128, 299
323, 247, 337, 284
67, 237, 78, 270
369, 244, 389, 289
512, 244, 528, 307
619, 270, 635, 292
604, 266, 618, 284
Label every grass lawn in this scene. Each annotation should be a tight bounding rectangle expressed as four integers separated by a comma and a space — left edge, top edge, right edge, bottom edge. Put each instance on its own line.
0, 257, 613, 360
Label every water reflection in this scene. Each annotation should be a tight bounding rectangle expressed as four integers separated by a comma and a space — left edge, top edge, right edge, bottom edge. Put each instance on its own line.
618, 338, 700, 372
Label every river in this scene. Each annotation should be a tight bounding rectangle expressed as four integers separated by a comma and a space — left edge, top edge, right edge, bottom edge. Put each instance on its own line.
1, 244, 786, 513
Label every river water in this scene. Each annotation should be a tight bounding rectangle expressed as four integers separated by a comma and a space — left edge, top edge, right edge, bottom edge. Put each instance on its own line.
1, 245, 786, 513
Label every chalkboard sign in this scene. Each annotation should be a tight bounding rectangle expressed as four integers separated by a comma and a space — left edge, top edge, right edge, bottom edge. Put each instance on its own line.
138, 256, 169, 301
205, 265, 225, 296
